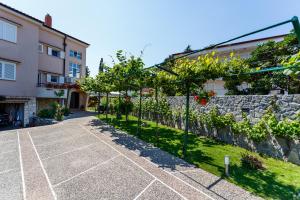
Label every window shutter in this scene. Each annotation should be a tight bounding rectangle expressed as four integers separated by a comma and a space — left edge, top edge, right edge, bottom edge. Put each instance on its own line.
59, 76, 64, 83
60, 51, 65, 59
0, 62, 2, 78
46, 74, 51, 82
48, 47, 52, 55
0, 21, 3, 40
4, 63, 15, 80
39, 43, 43, 53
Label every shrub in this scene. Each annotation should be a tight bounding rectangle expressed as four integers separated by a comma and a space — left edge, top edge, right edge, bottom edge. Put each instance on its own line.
62, 107, 71, 116
241, 153, 265, 170
38, 109, 55, 118
54, 104, 64, 121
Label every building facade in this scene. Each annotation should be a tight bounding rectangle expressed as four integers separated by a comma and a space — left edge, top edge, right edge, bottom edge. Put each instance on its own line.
173, 35, 286, 96
0, 3, 89, 127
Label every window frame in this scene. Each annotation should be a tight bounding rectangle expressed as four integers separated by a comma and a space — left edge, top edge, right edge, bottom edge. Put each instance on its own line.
0, 60, 16, 81
0, 19, 17, 43
50, 75, 59, 83
38, 43, 43, 53
70, 50, 82, 60
69, 62, 81, 78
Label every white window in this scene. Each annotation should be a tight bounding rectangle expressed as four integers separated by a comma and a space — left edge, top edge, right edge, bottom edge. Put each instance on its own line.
0, 20, 17, 43
38, 43, 43, 53
47, 47, 65, 59
70, 50, 82, 60
0, 60, 16, 80
69, 62, 80, 78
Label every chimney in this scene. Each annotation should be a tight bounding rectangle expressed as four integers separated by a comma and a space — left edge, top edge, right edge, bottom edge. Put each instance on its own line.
44, 14, 52, 27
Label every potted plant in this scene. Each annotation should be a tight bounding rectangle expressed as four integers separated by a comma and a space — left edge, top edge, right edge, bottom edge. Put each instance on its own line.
193, 89, 215, 106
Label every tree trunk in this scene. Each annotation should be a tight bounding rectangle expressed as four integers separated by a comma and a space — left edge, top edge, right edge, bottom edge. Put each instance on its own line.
106, 92, 109, 120
98, 92, 101, 115
155, 86, 159, 146
125, 90, 128, 122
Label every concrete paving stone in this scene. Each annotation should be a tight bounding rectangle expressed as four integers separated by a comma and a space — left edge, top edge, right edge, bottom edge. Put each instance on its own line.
19, 132, 55, 200
35, 134, 97, 159
54, 155, 154, 200
43, 142, 119, 185
0, 140, 18, 155
137, 180, 184, 200
32, 129, 86, 146
173, 170, 261, 200
0, 169, 23, 200
0, 151, 19, 173
29, 125, 81, 138
88, 127, 213, 200
0, 131, 17, 144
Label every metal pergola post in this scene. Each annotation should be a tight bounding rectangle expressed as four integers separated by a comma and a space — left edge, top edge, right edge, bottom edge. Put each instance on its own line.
183, 82, 190, 158
137, 86, 142, 137
292, 16, 300, 44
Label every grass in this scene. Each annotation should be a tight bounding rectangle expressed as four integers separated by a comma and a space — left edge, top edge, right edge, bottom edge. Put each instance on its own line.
98, 114, 300, 200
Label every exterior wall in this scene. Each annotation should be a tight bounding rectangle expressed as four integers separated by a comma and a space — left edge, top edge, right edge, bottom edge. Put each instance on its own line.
37, 98, 60, 111
0, 3, 89, 125
24, 97, 36, 126
67, 89, 88, 110
38, 29, 64, 75
65, 38, 87, 78
36, 88, 67, 98
0, 9, 39, 97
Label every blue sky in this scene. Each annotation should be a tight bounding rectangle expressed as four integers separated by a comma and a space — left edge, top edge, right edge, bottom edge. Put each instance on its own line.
2, 0, 300, 76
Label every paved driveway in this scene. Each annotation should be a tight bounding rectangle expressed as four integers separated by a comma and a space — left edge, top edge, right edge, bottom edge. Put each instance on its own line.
0, 113, 260, 200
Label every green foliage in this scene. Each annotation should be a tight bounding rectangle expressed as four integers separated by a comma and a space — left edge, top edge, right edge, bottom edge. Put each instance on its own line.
38, 109, 55, 119
111, 98, 133, 114
224, 31, 300, 95
282, 51, 300, 79
61, 107, 71, 116
99, 114, 300, 199
37, 102, 67, 120
158, 52, 227, 94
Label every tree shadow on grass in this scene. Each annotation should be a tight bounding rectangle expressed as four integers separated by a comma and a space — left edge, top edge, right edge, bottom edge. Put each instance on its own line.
229, 164, 297, 199
90, 117, 299, 199
89, 118, 196, 171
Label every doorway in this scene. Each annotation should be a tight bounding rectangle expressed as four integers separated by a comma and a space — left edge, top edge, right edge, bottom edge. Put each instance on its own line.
70, 92, 80, 109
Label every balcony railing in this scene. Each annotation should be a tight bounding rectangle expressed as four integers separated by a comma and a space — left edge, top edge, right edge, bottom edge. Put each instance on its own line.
37, 82, 80, 89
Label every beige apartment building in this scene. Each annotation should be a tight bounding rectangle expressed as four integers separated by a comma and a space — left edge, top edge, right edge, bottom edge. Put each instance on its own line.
0, 3, 89, 127
173, 34, 286, 95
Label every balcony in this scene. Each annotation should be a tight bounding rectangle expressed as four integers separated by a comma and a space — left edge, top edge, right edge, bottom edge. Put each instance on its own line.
36, 83, 68, 99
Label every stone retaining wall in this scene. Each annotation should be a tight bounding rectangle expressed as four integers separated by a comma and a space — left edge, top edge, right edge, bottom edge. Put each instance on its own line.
135, 95, 300, 165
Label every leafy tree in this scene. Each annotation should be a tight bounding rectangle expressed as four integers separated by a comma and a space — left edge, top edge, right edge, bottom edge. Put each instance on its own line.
85, 66, 90, 77
111, 50, 145, 121
244, 31, 300, 94
80, 64, 112, 115
184, 45, 193, 53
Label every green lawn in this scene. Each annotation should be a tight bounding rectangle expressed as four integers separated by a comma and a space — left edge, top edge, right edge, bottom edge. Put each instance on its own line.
98, 114, 300, 200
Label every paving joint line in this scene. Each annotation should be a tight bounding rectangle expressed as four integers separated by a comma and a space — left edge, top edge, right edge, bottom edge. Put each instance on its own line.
0, 149, 18, 156
80, 125, 190, 200
0, 168, 19, 175
86, 123, 215, 200
28, 131, 57, 200
133, 178, 157, 200
53, 154, 121, 187
17, 131, 26, 200
42, 142, 97, 161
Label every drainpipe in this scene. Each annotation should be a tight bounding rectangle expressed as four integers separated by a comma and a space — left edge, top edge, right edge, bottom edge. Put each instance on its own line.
63, 35, 67, 76
63, 35, 70, 108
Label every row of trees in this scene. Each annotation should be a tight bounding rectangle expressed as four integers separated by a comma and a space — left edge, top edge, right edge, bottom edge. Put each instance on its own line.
80, 31, 300, 157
